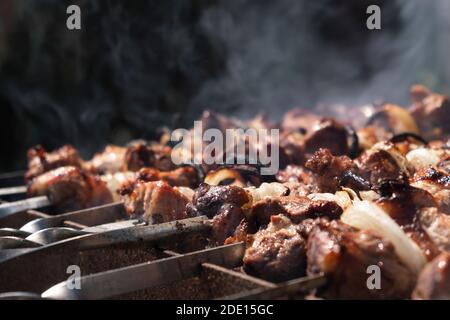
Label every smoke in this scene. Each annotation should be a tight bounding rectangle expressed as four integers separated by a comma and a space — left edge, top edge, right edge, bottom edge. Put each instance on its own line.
0, 0, 445, 171
192, 0, 439, 120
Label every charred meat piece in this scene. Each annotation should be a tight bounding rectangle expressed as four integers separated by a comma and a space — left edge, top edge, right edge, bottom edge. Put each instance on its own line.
303, 119, 350, 157
305, 148, 359, 193
28, 166, 113, 211
307, 220, 415, 299
119, 180, 189, 224
418, 207, 450, 253
276, 165, 320, 196
123, 142, 175, 172
410, 85, 450, 140
243, 214, 307, 282
137, 166, 199, 188
356, 142, 412, 187
85, 145, 127, 174
26, 145, 84, 181
251, 196, 342, 227
410, 167, 450, 213
186, 183, 250, 243
186, 183, 250, 218
357, 125, 391, 150
412, 252, 450, 300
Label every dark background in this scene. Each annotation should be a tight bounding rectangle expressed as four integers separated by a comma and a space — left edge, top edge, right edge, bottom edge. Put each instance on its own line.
0, 0, 448, 172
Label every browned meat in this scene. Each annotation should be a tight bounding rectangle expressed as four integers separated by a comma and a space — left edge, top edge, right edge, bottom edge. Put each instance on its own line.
418, 207, 450, 253
412, 252, 450, 300
123, 142, 175, 172
27, 166, 113, 211
276, 165, 319, 196
356, 142, 412, 186
374, 182, 441, 260
303, 119, 350, 157
85, 144, 126, 174
119, 180, 189, 223
26, 145, 84, 181
276, 165, 316, 184
410, 167, 450, 213
307, 220, 415, 299
357, 125, 391, 150
243, 214, 307, 282
305, 148, 358, 193
186, 183, 250, 243
186, 183, 249, 218
137, 166, 199, 188
410, 85, 450, 140
251, 196, 342, 227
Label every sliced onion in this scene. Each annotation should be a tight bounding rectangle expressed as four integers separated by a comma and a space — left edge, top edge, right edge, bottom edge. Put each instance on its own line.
174, 186, 195, 201
307, 191, 353, 210
406, 148, 441, 170
246, 182, 288, 204
341, 200, 426, 275
204, 168, 246, 187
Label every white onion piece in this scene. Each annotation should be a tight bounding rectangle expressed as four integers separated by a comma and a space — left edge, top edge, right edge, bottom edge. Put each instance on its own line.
341, 200, 426, 275
359, 190, 380, 202
246, 182, 288, 203
406, 148, 441, 170
174, 186, 195, 201
308, 192, 353, 210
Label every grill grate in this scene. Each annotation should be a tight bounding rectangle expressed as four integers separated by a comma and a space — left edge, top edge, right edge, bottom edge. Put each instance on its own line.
0, 172, 326, 300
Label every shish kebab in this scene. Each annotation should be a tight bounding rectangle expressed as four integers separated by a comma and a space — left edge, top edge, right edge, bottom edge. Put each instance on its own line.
0, 84, 450, 299
0, 141, 199, 218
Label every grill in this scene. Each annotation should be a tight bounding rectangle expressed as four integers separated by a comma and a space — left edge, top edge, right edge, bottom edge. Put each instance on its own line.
0, 172, 325, 300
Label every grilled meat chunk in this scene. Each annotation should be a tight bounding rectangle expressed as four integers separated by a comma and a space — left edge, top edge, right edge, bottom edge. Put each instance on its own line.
410, 167, 450, 213
410, 85, 450, 140
307, 220, 415, 299
303, 119, 350, 157
276, 165, 319, 196
357, 142, 412, 187
85, 145, 127, 174
119, 180, 189, 223
305, 148, 358, 193
243, 214, 307, 282
27, 166, 113, 211
137, 166, 199, 188
26, 145, 84, 181
418, 207, 450, 253
123, 142, 175, 172
412, 252, 450, 300
186, 183, 250, 243
251, 196, 342, 227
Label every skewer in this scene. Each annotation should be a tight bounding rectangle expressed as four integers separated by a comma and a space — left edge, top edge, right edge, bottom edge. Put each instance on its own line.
220, 274, 327, 300
20, 201, 127, 233
0, 196, 51, 220
41, 242, 245, 300
0, 185, 27, 197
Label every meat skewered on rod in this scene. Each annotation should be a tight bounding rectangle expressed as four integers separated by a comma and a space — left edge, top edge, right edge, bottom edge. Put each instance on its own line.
0, 140, 177, 198
1, 84, 450, 300
0, 164, 199, 220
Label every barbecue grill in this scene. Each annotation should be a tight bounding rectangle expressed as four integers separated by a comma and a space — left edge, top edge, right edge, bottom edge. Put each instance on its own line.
0, 172, 325, 300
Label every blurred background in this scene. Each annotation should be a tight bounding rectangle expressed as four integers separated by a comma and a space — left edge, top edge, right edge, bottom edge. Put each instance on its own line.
0, 0, 449, 172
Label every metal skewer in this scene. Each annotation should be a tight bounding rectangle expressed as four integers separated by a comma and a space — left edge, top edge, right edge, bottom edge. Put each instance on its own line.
20, 201, 126, 233
220, 274, 327, 300
0, 185, 27, 197
41, 242, 245, 300
0, 196, 51, 220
